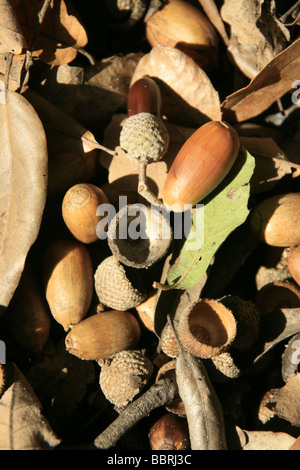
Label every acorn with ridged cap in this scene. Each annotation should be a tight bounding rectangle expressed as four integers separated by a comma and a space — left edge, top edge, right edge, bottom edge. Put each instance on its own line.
94, 256, 146, 311
98, 350, 153, 408
120, 112, 169, 164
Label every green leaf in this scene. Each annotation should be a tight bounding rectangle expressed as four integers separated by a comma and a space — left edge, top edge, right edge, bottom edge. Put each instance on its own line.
166, 148, 255, 289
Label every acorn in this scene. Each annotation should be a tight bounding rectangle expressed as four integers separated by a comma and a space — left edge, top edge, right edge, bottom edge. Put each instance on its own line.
65, 311, 141, 360
62, 183, 110, 243
107, 204, 172, 269
176, 299, 237, 358
5, 264, 51, 353
127, 76, 162, 117
94, 255, 146, 311
98, 350, 153, 408
43, 240, 94, 331
287, 245, 300, 287
149, 413, 190, 450
250, 193, 300, 247
162, 121, 240, 211
145, 0, 219, 70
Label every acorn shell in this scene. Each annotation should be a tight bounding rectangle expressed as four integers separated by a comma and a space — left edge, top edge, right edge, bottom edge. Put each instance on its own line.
65, 311, 141, 360
145, 0, 219, 70
176, 299, 237, 358
162, 121, 240, 211
107, 204, 172, 269
149, 413, 190, 450
62, 183, 110, 243
250, 193, 300, 247
288, 245, 300, 287
43, 240, 94, 331
94, 256, 146, 310
99, 350, 153, 408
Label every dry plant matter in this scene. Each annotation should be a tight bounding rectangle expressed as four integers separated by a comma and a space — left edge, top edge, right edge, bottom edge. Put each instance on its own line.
0, 0, 300, 451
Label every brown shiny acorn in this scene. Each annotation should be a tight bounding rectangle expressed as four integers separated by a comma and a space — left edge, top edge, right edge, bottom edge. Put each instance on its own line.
65, 311, 141, 360
43, 240, 94, 331
162, 121, 240, 211
5, 264, 51, 353
62, 183, 110, 243
250, 193, 300, 247
145, 0, 219, 70
127, 76, 162, 117
149, 413, 190, 450
288, 245, 300, 287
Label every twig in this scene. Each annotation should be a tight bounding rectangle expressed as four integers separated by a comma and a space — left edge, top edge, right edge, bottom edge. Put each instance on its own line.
4, 53, 14, 90
280, 0, 300, 23
138, 161, 164, 206
93, 378, 177, 449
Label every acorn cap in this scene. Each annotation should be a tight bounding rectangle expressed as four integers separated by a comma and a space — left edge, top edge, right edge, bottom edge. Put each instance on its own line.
119, 112, 169, 164
99, 350, 153, 408
160, 320, 180, 358
255, 280, 300, 315
219, 295, 261, 350
156, 359, 185, 417
204, 352, 241, 382
177, 299, 237, 358
94, 256, 147, 311
107, 204, 172, 269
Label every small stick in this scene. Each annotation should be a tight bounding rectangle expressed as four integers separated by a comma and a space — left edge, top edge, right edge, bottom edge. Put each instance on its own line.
280, 0, 300, 22
138, 161, 164, 206
93, 378, 177, 449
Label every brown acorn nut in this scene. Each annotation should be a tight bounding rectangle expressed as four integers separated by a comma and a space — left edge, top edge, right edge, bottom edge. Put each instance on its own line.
162, 121, 240, 211
250, 193, 300, 247
65, 311, 141, 360
145, 0, 219, 70
4, 264, 51, 353
62, 183, 110, 243
98, 350, 153, 408
43, 240, 94, 331
176, 299, 237, 358
94, 255, 146, 310
288, 245, 300, 287
127, 76, 162, 117
107, 204, 172, 269
149, 413, 190, 450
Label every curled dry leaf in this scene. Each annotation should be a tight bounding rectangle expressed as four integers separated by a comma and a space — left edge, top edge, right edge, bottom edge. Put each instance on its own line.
99, 113, 194, 199
221, 38, 300, 122
11, 0, 88, 65
0, 81, 47, 313
131, 45, 221, 126
0, 363, 60, 450
0, 0, 26, 54
221, 0, 289, 79
235, 427, 296, 451
271, 374, 300, 426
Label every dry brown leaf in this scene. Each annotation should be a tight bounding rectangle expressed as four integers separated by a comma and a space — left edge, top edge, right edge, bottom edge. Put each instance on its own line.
0, 82, 47, 312
238, 428, 296, 450
0, 363, 60, 450
240, 136, 300, 192
23, 88, 99, 195
272, 374, 300, 426
11, 0, 88, 65
99, 113, 194, 199
221, 38, 300, 122
131, 45, 221, 126
0, 0, 26, 54
221, 0, 289, 79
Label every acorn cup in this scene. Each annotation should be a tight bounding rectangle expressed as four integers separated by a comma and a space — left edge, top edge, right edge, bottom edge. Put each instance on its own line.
250, 193, 300, 247
176, 299, 237, 358
162, 121, 240, 211
107, 204, 172, 269
94, 255, 147, 311
43, 239, 94, 331
65, 311, 141, 360
62, 183, 110, 243
255, 280, 300, 315
148, 412, 190, 450
98, 350, 153, 408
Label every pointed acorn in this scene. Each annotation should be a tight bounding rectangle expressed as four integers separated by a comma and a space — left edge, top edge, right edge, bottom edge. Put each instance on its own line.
162, 121, 240, 211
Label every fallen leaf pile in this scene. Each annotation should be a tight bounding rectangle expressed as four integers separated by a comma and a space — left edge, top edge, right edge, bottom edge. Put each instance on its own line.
0, 0, 300, 451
